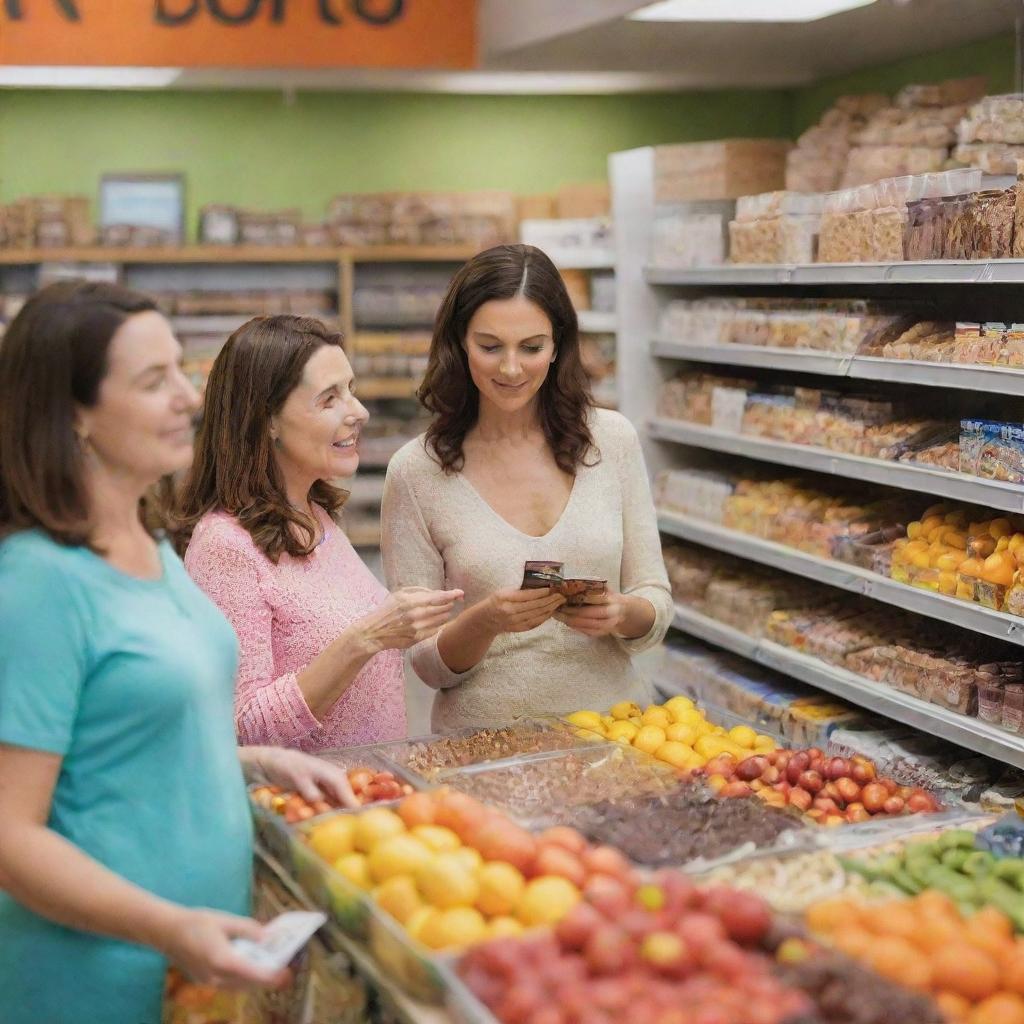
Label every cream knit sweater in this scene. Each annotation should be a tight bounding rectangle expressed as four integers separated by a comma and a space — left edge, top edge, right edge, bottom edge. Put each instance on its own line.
381, 409, 673, 732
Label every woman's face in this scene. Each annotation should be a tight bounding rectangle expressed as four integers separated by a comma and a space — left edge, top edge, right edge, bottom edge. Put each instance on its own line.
76, 311, 200, 487
464, 295, 556, 415
271, 345, 369, 485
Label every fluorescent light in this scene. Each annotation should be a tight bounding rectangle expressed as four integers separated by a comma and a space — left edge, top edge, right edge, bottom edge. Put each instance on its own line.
0, 67, 182, 88
630, 0, 877, 22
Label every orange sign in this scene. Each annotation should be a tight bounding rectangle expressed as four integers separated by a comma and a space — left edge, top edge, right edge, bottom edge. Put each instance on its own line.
0, 0, 477, 69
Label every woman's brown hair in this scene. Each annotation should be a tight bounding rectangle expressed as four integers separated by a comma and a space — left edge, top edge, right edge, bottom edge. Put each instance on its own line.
173, 315, 347, 563
0, 279, 158, 545
419, 243, 596, 474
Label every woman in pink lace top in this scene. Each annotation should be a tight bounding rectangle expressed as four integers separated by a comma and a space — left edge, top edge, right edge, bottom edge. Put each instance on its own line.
175, 316, 461, 751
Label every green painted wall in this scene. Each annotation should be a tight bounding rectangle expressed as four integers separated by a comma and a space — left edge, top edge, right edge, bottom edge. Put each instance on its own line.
792, 33, 1016, 132
0, 88, 790, 236
0, 29, 1016, 239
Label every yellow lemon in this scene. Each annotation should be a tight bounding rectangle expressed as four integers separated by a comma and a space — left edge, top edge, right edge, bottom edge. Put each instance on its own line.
566, 710, 603, 730
517, 876, 581, 927
728, 725, 757, 750
664, 695, 695, 716
411, 824, 462, 853
671, 707, 704, 727
607, 720, 639, 743
487, 916, 526, 939
666, 722, 699, 745
610, 700, 642, 721
334, 852, 373, 891
308, 815, 357, 862
476, 861, 527, 917
654, 741, 692, 769
754, 734, 777, 751
405, 906, 439, 946
707, 773, 728, 793
682, 752, 707, 771
420, 906, 488, 950
450, 847, 483, 874
353, 807, 405, 854
415, 852, 480, 909
641, 706, 672, 729
374, 875, 423, 924
573, 727, 605, 741
694, 735, 727, 759
601, 715, 617, 731
368, 834, 433, 883
633, 725, 666, 755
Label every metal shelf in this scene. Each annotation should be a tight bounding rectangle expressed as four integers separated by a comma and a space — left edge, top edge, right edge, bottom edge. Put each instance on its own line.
650, 339, 1024, 397
646, 260, 1024, 287
668, 603, 1024, 768
649, 418, 1024, 514
577, 310, 618, 333
657, 510, 1024, 647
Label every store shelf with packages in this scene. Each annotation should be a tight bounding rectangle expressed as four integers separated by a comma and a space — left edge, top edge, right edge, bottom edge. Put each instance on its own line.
645, 259, 1024, 288
576, 309, 617, 333
650, 338, 1024, 397
657, 509, 1024, 647
665, 603, 1024, 770
647, 416, 1024, 514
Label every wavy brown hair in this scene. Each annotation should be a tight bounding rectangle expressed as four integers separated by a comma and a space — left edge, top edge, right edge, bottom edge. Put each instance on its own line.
173, 315, 347, 563
419, 244, 596, 474
0, 280, 158, 546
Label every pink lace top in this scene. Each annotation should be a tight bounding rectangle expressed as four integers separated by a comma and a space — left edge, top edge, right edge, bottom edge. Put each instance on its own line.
184, 507, 406, 751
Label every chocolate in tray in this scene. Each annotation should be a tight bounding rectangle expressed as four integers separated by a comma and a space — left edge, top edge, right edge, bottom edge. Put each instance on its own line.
520, 560, 607, 606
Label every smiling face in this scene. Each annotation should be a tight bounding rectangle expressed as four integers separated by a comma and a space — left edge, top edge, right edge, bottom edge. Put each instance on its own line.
75, 310, 200, 488
464, 295, 556, 416
270, 344, 369, 490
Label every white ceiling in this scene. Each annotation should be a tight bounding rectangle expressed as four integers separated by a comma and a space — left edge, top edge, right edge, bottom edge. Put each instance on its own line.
0, 0, 1016, 93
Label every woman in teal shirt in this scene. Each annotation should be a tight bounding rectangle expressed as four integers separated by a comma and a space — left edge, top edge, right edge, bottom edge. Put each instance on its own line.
0, 281, 355, 1023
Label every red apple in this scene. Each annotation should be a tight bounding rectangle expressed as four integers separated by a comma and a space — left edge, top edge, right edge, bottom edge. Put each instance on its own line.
798, 770, 824, 794
704, 889, 772, 945
861, 783, 888, 814
787, 787, 812, 812
556, 901, 604, 950
735, 756, 767, 782
825, 756, 851, 780
761, 765, 781, 785
846, 804, 870, 823
641, 931, 694, 978
907, 792, 937, 813
811, 796, 840, 815
584, 925, 634, 975
835, 777, 861, 805
584, 874, 632, 918
882, 796, 906, 816
719, 781, 753, 799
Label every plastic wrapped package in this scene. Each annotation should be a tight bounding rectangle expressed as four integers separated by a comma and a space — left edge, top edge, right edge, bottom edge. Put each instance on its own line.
840, 145, 947, 189
650, 206, 729, 267
655, 467, 736, 522
958, 94, 1024, 145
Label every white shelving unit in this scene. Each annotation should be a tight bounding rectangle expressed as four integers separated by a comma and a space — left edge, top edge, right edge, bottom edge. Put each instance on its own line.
609, 145, 1024, 766
670, 603, 1024, 768
648, 417, 1024, 513
659, 509, 1024, 646
577, 310, 618, 334
651, 340, 1024, 396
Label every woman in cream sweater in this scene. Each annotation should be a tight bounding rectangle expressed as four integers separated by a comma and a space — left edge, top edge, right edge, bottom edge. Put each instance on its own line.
381, 244, 672, 731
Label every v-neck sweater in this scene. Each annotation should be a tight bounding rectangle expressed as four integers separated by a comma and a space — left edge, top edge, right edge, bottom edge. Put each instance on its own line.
381, 408, 673, 731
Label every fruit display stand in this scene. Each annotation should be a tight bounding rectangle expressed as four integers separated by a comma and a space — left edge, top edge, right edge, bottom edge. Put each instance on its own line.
609, 143, 1024, 772
228, 694, 1024, 1024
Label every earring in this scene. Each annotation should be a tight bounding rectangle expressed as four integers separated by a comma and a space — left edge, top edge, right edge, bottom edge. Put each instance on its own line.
272, 435, 283, 450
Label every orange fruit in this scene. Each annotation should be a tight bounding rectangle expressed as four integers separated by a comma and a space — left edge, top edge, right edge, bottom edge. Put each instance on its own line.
936, 992, 973, 1022
968, 993, 1024, 1024
870, 902, 920, 942
915, 913, 961, 954
1002, 946, 1024, 995
475, 861, 526, 918
805, 898, 862, 935
932, 945, 1002, 1003
966, 910, 1015, 964
866, 936, 931, 991
830, 925, 873, 958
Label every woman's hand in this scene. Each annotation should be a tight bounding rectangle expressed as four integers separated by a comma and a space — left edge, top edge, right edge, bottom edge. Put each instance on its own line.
483, 587, 566, 635
359, 586, 464, 653
244, 746, 359, 809
554, 591, 655, 640
159, 907, 291, 990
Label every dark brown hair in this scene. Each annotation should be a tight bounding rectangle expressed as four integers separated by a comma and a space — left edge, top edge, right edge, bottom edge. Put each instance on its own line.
419, 243, 596, 474
0, 279, 158, 545
173, 315, 347, 563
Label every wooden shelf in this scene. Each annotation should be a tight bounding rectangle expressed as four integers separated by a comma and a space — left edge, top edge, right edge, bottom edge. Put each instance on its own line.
0, 244, 481, 265
357, 377, 421, 400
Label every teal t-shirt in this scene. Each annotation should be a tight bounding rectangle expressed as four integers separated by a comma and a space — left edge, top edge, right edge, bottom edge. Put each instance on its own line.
0, 531, 253, 1024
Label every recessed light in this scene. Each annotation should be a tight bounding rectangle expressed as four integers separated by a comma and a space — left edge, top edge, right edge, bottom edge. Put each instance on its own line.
629, 0, 877, 23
